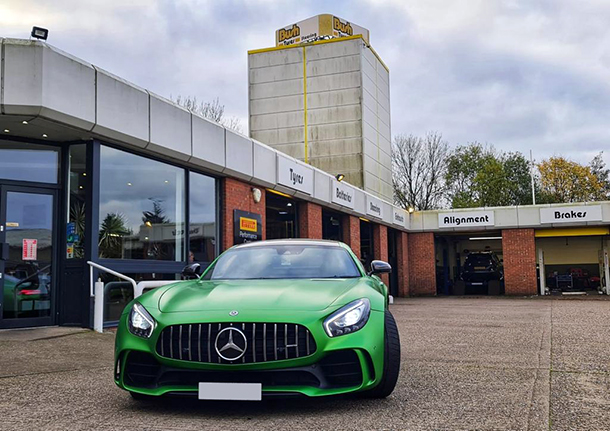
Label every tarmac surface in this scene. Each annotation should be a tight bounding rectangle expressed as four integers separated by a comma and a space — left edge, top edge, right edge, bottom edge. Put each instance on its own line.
0, 296, 609, 431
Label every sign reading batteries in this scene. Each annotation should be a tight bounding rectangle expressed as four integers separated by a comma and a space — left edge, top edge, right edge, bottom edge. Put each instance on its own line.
540, 205, 602, 224
331, 180, 355, 209
277, 155, 313, 195
438, 211, 494, 228
366, 195, 384, 219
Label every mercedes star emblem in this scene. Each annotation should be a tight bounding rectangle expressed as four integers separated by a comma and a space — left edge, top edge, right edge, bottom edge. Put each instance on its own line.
229, 310, 239, 316
215, 327, 247, 361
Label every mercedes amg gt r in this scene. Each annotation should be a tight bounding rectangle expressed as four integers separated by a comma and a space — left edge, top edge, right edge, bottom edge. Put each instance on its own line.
114, 239, 401, 401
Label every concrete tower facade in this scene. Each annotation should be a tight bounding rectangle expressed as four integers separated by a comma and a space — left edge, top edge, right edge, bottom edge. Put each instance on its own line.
248, 20, 392, 202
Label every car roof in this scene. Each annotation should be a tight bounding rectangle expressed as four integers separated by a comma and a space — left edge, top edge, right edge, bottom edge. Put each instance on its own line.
232, 239, 345, 249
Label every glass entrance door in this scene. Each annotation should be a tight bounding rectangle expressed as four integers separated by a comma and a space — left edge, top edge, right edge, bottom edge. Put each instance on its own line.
0, 187, 56, 328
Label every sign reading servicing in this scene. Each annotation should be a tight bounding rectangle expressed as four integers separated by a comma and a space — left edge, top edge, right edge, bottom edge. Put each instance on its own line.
393, 208, 406, 227
438, 211, 494, 228
366, 195, 384, 219
540, 205, 603, 224
277, 156, 313, 195
233, 210, 262, 244
331, 180, 355, 209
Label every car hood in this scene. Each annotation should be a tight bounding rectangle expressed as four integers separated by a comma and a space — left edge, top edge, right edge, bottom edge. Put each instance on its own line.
158, 278, 365, 313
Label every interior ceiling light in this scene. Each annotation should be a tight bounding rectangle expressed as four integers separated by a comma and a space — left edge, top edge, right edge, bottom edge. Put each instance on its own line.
22, 120, 28, 125
3, 129, 9, 133
469, 237, 502, 241
127, 182, 132, 186
335, 173, 345, 182
42, 133, 48, 138
82, 173, 87, 176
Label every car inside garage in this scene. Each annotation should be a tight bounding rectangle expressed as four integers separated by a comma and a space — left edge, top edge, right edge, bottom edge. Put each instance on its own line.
435, 232, 504, 296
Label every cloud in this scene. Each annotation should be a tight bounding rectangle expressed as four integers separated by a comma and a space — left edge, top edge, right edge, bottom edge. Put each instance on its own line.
1, 0, 608, 166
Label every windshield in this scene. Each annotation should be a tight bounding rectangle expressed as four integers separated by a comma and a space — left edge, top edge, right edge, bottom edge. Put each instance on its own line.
203, 244, 362, 280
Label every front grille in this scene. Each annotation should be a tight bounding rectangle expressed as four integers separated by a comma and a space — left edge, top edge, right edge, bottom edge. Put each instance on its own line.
319, 350, 363, 388
156, 323, 317, 364
124, 351, 161, 388
122, 350, 362, 390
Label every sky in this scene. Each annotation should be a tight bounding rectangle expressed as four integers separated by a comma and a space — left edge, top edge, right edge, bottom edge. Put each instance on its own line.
1, 0, 609, 166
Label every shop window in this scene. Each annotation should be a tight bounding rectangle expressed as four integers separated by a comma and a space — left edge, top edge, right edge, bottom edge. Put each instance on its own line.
66, 144, 87, 259
99, 146, 185, 261
0, 141, 59, 184
188, 171, 217, 265
322, 210, 343, 241
266, 192, 297, 239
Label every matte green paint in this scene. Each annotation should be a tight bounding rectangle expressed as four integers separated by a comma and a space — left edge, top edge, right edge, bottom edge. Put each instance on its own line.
114, 242, 390, 398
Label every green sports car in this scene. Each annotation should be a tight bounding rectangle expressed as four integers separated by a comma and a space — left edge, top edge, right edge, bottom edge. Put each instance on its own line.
114, 239, 401, 401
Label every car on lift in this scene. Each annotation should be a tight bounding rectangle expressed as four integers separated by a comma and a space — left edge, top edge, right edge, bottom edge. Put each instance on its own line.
114, 239, 401, 401
456, 251, 504, 295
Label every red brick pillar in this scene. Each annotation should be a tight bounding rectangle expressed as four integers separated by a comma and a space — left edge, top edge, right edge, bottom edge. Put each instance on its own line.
502, 228, 537, 295
396, 231, 410, 297
299, 202, 322, 239
221, 178, 266, 251
342, 215, 361, 260
373, 224, 389, 285
408, 232, 436, 296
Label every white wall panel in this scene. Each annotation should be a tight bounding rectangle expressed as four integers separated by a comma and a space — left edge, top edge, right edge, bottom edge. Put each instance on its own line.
190, 114, 226, 172
148, 92, 191, 161
93, 67, 149, 148
224, 129, 253, 180
252, 140, 277, 187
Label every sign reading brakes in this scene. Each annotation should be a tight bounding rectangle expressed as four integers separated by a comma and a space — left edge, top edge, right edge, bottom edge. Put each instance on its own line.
331, 180, 355, 209
438, 211, 494, 228
275, 14, 370, 46
540, 205, 602, 224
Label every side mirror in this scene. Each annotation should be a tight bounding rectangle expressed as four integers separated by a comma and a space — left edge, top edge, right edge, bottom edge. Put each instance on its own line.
182, 263, 201, 280
369, 260, 392, 276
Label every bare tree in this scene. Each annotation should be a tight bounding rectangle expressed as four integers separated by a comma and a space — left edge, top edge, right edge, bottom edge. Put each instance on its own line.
392, 132, 449, 210
174, 95, 243, 133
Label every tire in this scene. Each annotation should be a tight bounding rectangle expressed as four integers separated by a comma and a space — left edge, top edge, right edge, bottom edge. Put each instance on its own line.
366, 310, 401, 398
488, 280, 501, 296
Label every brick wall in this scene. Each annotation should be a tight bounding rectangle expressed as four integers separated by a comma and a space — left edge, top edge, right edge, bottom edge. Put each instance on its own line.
502, 228, 537, 295
396, 231, 410, 297
299, 202, 323, 239
221, 178, 266, 251
408, 232, 436, 296
373, 224, 389, 285
342, 215, 361, 260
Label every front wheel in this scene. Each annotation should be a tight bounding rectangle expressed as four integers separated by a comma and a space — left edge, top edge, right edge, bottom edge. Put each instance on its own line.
365, 310, 401, 398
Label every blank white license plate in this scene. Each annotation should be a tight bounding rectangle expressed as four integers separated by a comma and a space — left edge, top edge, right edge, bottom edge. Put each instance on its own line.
198, 382, 262, 401
471, 282, 483, 285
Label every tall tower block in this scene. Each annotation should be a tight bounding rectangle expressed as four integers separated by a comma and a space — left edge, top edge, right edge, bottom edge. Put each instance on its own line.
248, 15, 392, 201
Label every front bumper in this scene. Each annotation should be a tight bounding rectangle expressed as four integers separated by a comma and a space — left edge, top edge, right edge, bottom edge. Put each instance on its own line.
114, 309, 385, 398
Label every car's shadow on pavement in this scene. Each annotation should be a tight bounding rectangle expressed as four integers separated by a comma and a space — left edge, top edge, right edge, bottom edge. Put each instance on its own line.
125, 393, 389, 417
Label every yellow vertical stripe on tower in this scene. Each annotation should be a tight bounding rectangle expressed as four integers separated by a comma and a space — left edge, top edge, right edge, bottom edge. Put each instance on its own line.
302, 46, 309, 164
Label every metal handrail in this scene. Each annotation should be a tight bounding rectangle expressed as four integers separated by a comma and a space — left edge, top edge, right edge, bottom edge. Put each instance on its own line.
134, 280, 178, 298
87, 261, 137, 333
87, 261, 137, 296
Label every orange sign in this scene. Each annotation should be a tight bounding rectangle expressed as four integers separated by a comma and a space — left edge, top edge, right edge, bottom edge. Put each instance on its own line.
239, 217, 258, 232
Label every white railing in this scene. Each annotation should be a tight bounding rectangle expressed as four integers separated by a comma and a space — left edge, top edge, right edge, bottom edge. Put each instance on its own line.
87, 261, 137, 333
86, 261, 179, 333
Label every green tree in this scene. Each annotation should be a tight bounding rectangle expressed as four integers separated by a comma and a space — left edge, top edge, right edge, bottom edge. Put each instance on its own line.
99, 213, 131, 258
538, 156, 605, 203
446, 144, 533, 208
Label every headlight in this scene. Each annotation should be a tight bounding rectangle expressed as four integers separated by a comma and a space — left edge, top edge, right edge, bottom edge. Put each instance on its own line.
128, 303, 155, 338
323, 298, 371, 337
